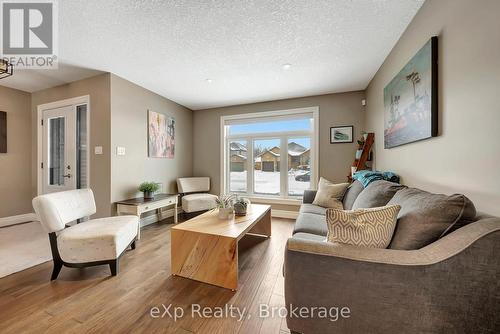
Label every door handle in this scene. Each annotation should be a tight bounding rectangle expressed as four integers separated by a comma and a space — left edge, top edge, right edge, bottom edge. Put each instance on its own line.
63, 174, 72, 178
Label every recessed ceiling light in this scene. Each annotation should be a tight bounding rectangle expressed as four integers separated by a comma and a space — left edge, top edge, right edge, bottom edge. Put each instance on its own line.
206, 78, 213, 83
282, 63, 292, 70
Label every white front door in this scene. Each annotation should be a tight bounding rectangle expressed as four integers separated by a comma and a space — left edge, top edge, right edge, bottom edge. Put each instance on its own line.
42, 106, 77, 193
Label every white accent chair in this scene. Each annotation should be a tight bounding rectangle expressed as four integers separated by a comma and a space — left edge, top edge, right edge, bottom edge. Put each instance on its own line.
32, 189, 139, 280
177, 177, 218, 216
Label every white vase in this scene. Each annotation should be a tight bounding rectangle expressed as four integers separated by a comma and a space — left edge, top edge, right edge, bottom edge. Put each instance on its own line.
218, 207, 234, 219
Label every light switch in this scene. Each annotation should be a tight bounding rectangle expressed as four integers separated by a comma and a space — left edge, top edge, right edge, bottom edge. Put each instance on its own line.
94, 146, 103, 155
116, 146, 126, 156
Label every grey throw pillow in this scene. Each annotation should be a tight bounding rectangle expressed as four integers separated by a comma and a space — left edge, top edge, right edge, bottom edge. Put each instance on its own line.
352, 180, 406, 210
388, 187, 477, 250
342, 181, 364, 210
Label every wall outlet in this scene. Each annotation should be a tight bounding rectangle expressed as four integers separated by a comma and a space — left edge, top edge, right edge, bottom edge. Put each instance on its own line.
94, 146, 103, 155
116, 146, 126, 156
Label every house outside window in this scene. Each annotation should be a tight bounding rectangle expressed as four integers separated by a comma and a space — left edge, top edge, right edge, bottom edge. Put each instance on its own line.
221, 107, 319, 201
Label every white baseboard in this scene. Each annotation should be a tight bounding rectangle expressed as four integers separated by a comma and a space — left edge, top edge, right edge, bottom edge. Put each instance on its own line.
271, 209, 299, 220
140, 207, 182, 228
0, 213, 39, 228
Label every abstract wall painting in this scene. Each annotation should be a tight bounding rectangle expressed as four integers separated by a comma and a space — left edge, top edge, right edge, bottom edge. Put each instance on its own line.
384, 36, 438, 148
148, 110, 175, 158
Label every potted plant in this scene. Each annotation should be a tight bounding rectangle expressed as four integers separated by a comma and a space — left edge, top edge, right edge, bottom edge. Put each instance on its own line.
215, 194, 235, 219
233, 197, 250, 216
138, 182, 160, 200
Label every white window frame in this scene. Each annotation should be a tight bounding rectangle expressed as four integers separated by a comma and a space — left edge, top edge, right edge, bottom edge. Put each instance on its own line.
220, 107, 319, 204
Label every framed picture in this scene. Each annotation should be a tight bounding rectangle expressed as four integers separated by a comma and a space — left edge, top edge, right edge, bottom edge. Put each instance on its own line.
330, 126, 353, 143
384, 36, 438, 148
148, 110, 175, 158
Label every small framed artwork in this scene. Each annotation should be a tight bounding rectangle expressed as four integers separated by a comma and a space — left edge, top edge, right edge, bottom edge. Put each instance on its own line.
330, 126, 353, 143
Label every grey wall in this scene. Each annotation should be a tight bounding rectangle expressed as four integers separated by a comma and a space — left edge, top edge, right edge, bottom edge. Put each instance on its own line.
110, 74, 193, 205
365, 0, 500, 215
31, 74, 112, 218
29, 73, 193, 218
193, 91, 366, 201
0, 86, 32, 217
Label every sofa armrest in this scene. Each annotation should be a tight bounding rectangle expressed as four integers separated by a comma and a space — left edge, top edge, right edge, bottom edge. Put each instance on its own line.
302, 190, 317, 204
287, 218, 500, 265
284, 218, 500, 333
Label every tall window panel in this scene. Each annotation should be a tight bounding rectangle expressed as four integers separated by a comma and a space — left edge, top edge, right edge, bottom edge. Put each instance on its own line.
228, 140, 248, 193
288, 137, 311, 197
254, 138, 280, 196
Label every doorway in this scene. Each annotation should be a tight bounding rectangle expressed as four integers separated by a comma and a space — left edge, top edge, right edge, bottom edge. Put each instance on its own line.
37, 96, 90, 195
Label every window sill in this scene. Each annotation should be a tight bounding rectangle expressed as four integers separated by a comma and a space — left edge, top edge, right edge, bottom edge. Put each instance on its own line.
245, 196, 302, 206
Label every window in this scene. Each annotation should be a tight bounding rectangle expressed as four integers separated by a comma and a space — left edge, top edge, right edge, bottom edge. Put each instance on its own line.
222, 107, 318, 200
229, 140, 247, 193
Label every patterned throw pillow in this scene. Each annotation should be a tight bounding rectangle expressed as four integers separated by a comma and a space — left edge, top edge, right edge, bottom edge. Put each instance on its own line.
312, 177, 349, 208
326, 205, 401, 248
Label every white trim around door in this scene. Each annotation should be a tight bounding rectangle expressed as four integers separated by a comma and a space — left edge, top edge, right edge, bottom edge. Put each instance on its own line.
36, 95, 91, 195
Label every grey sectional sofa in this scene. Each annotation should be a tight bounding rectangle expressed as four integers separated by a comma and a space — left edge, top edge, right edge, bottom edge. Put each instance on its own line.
284, 180, 500, 334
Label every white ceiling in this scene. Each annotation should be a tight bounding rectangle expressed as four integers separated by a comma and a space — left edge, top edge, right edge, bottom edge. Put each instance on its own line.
1, 0, 424, 110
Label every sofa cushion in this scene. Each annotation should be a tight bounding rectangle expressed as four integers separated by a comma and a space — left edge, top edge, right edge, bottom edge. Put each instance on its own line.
444, 197, 478, 235
299, 204, 326, 216
326, 205, 401, 248
293, 212, 328, 236
292, 232, 327, 242
342, 181, 364, 210
352, 180, 406, 210
302, 190, 318, 204
57, 215, 139, 263
388, 188, 477, 250
312, 178, 349, 208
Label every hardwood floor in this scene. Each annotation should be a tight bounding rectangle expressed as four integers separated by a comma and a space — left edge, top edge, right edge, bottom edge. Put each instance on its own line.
0, 217, 295, 334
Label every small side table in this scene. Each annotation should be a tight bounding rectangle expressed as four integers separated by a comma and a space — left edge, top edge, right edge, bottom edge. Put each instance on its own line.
116, 193, 178, 240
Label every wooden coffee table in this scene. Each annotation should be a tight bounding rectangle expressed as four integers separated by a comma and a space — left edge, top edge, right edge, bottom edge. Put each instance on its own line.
171, 204, 271, 290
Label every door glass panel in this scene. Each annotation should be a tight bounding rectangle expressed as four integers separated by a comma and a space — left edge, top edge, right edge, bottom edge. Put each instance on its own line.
48, 117, 65, 186
76, 105, 87, 189
254, 139, 280, 195
229, 140, 247, 193
288, 137, 311, 197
